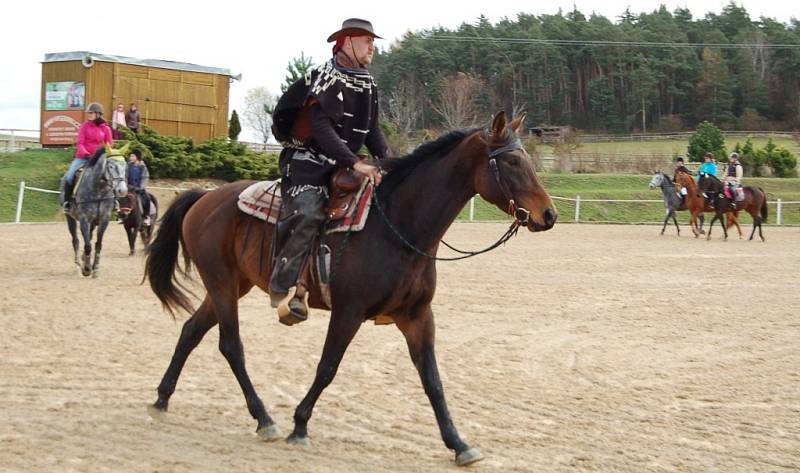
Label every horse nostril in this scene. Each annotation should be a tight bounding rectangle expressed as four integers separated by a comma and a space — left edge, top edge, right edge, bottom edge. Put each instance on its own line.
544, 208, 556, 227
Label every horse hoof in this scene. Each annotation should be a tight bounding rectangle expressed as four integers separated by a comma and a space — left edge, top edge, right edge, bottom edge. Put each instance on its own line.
146, 404, 167, 420
82, 269, 92, 277
455, 447, 484, 466
286, 434, 311, 447
256, 424, 282, 442
91, 271, 100, 279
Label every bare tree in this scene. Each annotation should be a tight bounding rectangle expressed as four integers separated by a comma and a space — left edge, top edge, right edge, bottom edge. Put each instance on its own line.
386, 76, 424, 134
432, 72, 484, 129
243, 87, 277, 146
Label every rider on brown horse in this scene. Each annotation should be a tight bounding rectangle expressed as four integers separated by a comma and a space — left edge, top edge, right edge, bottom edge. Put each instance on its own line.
724, 153, 744, 209
269, 18, 390, 325
674, 157, 692, 206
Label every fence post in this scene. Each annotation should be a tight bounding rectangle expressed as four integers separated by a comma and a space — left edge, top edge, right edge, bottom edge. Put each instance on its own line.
776, 198, 782, 225
15, 180, 25, 223
469, 196, 475, 221
575, 195, 581, 223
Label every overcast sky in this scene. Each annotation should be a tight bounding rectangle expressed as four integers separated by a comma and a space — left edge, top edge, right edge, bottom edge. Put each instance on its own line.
1, 0, 796, 141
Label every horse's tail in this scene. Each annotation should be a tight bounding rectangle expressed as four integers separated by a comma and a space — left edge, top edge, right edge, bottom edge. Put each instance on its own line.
759, 187, 768, 222
144, 188, 207, 318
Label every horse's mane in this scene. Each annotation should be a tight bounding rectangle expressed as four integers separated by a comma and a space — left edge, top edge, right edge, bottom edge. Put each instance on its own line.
88, 147, 106, 167
378, 128, 480, 195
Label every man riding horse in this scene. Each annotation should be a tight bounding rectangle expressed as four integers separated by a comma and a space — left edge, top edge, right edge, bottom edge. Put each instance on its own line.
269, 18, 390, 325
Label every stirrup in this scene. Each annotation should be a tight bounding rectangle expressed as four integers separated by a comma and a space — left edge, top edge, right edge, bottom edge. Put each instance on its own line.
277, 286, 309, 326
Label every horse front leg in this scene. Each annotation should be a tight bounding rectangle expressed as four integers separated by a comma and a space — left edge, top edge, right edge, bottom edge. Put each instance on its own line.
706, 213, 718, 241
91, 218, 110, 278
395, 308, 483, 467
660, 210, 670, 235
726, 212, 743, 239
67, 216, 80, 266
126, 220, 137, 255
671, 212, 680, 236
689, 211, 700, 237
289, 311, 363, 446
79, 219, 93, 277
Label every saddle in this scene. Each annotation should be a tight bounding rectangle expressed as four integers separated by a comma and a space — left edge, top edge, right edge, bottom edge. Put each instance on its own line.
237, 168, 374, 233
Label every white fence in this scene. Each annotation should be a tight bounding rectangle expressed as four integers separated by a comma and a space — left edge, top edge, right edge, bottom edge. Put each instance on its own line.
10, 181, 216, 224
9, 180, 800, 225
1, 129, 41, 152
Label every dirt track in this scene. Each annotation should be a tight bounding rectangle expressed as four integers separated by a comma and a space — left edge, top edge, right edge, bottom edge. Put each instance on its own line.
1, 222, 798, 472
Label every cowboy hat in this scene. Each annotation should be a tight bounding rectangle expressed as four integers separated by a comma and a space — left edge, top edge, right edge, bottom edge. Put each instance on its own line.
327, 18, 382, 42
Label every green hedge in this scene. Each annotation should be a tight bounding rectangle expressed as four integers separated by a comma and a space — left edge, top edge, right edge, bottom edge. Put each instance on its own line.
117, 126, 279, 181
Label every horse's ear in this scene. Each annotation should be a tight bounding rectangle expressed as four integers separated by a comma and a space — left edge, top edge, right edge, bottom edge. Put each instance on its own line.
510, 113, 526, 134
490, 111, 507, 138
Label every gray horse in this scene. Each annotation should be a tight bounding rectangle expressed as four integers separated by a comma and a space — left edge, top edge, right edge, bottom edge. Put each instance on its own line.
648, 171, 703, 236
65, 149, 128, 277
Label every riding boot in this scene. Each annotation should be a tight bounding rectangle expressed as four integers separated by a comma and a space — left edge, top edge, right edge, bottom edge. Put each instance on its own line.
268, 189, 326, 323
60, 178, 74, 211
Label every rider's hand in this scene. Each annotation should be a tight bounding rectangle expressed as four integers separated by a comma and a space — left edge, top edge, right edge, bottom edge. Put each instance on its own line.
353, 161, 382, 187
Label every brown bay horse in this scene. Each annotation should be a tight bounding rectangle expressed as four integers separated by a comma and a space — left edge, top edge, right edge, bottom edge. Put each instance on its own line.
673, 170, 738, 238
698, 173, 768, 241
144, 112, 556, 466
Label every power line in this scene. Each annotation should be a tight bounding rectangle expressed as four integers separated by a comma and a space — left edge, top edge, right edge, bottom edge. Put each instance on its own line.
421, 34, 800, 49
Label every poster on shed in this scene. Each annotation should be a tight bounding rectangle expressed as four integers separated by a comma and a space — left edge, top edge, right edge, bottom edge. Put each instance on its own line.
41, 111, 82, 145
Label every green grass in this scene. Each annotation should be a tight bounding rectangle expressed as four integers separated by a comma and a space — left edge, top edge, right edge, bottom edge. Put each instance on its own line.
4, 147, 799, 225
0, 148, 71, 222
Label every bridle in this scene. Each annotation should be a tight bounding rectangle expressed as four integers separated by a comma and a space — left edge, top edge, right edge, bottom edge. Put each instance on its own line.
487, 131, 531, 227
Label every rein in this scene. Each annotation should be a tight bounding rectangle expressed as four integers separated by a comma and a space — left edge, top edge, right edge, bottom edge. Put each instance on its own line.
368, 131, 527, 261
370, 190, 520, 261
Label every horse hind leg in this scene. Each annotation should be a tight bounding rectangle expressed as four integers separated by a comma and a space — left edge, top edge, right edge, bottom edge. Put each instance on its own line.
151, 298, 218, 415
213, 286, 279, 441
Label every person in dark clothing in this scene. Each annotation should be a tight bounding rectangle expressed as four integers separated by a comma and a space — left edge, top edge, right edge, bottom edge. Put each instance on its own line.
674, 157, 692, 206
125, 103, 141, 134
127, 149, 152, 224
269, 18, 390, 325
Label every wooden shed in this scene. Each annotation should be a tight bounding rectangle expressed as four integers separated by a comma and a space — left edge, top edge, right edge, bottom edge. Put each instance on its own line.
41, 51, 234, 146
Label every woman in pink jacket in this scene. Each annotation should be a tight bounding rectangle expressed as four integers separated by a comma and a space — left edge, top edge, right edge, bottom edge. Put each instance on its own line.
59, 102, 114, 207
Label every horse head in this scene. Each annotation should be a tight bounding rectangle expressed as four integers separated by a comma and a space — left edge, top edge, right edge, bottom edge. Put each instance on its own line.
649, 171, 665, 189
474, 111, 556, 232
105, 155, 129, 199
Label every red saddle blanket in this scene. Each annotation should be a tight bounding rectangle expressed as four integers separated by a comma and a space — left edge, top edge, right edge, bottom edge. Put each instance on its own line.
237, 179, 373, 233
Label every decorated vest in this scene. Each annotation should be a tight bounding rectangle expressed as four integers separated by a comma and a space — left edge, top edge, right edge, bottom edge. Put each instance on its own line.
272, 58, 378, 155
727, 163, 738, 177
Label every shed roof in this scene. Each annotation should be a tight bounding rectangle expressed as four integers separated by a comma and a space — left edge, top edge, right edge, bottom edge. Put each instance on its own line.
43, 51, 232, 76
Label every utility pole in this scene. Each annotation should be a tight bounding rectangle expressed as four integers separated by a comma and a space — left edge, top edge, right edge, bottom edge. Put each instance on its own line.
641, 96, 646, 134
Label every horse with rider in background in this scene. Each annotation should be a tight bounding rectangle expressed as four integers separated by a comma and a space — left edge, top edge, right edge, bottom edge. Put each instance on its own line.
672, 169, 738, 238
143, 112, 556, 466
64, 145, 128, 277
648, 171, 702, 236
697, 173, 768, 241
117, 190, 158, 255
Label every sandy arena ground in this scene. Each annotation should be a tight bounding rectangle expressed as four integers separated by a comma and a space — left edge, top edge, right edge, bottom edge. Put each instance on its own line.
0, 221, 798, 472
